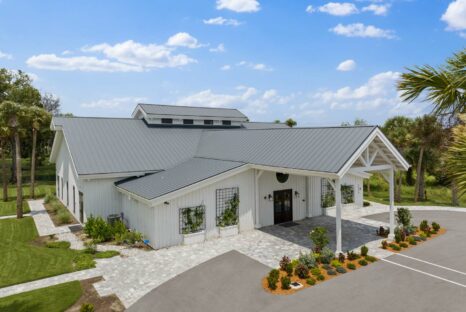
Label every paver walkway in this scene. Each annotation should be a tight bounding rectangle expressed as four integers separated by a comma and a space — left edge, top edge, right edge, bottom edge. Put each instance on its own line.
28, 199, 70, 236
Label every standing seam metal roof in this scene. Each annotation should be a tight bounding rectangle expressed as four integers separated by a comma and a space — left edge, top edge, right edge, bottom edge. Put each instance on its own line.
137, 104, 248, 119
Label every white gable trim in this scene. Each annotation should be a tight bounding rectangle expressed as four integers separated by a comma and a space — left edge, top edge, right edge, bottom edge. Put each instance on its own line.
337, 128, 410, 178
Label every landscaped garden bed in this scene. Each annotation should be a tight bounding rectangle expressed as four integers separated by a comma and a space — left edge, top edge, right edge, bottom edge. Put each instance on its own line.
380, 208, 445, 252
43, 194, 78, 226
262, 227, 377, 295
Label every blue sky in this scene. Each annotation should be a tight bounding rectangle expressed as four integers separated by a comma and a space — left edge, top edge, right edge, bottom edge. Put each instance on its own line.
0, 0, 464, 126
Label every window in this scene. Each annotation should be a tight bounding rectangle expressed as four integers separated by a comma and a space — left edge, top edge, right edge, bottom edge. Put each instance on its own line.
222, 120, 232, 126
57, 175, 60, 198
66, 182, 69, 206
183, 119, 194, 125
204, 120, 213, 125
61, 178, 64, 200
276, 172, 289, 183
179, 205, 206, 234
216, 187, 239, 226
73, 186, 76, 213
321, 178, 335, 208
161, 118, 173, 124
342, 185, 354, 204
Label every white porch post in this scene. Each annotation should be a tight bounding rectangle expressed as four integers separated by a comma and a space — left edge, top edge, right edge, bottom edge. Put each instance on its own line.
388, 167, 395, 240
335, 178, 342, 254
255, 170, 263, 228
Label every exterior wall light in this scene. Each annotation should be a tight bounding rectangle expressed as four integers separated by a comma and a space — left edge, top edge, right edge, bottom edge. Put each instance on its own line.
295, 191, 300, 198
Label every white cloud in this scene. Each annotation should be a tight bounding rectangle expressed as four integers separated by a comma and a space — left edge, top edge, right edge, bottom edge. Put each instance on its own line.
314, 71, 401, 110
82, 97, 147, 109
337, 59, 356, 71
220, 64, 231, 70
26, 54, 144, 72
330, 23, 396, 39
237, 60, 273, 71
306, 5, 315, 13
203, 16, 242, 26
166, 32, 203, 48
362, 4, 390, 16
216, 0, 260, 13
210, 43, 226, 53
441, 0, 466, 31
61, 50, 73, 55
0, 50, 12, 59
319, 2, 359, 16
177, 86, 291, 115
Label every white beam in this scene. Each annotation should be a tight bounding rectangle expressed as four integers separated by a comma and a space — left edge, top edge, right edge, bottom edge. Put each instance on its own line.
255, 169, 264, 228
335, 178, 342, 254
358, 155, 368, 167
347, 169, 372, 179
351, 164, 393, 172
251, 164, 339, 179
326, 178, 336, 190
369, 150, 378, 166
388, 168, 395, 240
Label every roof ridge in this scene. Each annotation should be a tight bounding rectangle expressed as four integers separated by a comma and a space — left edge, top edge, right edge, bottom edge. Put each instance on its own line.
203, 125, 378, 132
138, 103, 243, 112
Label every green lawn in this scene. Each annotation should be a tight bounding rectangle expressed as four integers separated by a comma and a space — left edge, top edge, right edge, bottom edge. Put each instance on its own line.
0, 200, 30, 216
0, 217, 95, 288
365, 185, 466, 207
0, 281, 82, 312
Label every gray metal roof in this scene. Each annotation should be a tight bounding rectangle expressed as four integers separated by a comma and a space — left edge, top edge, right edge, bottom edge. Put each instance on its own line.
196, 126, 377, 173
241, 122, 289, 129
137, 104, 248, 119
53, 117, 203, 175
116, 158, 245, 200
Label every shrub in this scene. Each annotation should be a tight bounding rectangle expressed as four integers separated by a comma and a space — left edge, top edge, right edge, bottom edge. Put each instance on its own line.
285, 263, 294, 277
317, 274, 325, 281
399, 242, 408, 248
396, 207, 412, 227
44, 194, 54, 204
295, 263, 310, 279
394, 227, 403, 244
407, 236, 417, 245
327, 269, 336, 275
115, 230, 144, 246
291, 259, 300, 268
358, 259, 368, 266
331, 259, 342, 268
306, 278, 316, 285
336, 267, 347, 274
312, 252, 321, 263
83, 241, 97, 254
405, 225, 417, 235
46, 241, 71, 249
360, 245, 368, 257
111, 220, 127, 236
413, 236, 422, 242
365, 255, 377, 262
346, 250, 360, 261
346, 263, 356, 270
269, 269, 279, 279
94, 250, 120, 259
298, 252, 317, 269
267, 269, 279, 290
419, 220, 430, 233
309, 227, 329, 252
381, 240, 388, 249
322, 264, 332, 270
419, 233, 427, 241
310, 267, 321, 276
84, 215, 113, 242
58, 211, 72, 224
377, 226, 388, 237
363, 201, 370, 207
319, 247, 335, 264
80, 303, 95, 312
338, 252, 345, 263
389, 243, 401, 251
432, 222, 440, 232
279, 256, 291, 271
281, 276, 291, 290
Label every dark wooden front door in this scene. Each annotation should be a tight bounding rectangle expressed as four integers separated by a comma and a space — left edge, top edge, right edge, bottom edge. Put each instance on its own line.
274, 189, 293, 224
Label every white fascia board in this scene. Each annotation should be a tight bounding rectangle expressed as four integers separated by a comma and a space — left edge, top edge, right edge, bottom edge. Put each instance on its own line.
374, 128, 410, 170
250, 164, 339, 179
80, 171, 159, 181
115, 185, 153, 206
131, 105, 147, 119
49, 131, 63, 163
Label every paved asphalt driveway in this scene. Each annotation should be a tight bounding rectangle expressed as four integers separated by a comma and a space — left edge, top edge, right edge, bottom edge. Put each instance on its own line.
129, 211, 466, 312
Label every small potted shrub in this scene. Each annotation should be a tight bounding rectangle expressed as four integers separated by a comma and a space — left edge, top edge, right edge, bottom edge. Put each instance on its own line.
281, 276, 291, 290
295, 263, 309, 279
360, 245, 368, 257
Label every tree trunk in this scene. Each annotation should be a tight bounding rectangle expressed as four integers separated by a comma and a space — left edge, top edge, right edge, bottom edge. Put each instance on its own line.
14, 130, 23, 219
395, 172, 402, 203
414, 146, 424, 202
451, 179, 460, 207
1, 142, 8, 202
31, 128, 37, 199
10, 137, 16, 183
418, 165, 426, 201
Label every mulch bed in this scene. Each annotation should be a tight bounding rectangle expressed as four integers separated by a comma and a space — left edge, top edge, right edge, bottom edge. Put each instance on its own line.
66, 277, 125, 312
382, 228, 446, 253
262, 259, 371, 295
44, 202, 79, 227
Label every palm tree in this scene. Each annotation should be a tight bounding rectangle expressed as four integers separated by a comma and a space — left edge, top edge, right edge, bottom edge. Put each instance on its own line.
382, 116, 414, 202
398, 49, 466, 205
25, 106, 51, 199
446, 115, 466, 196
411, 115, 444, 202
0, 126, 9, 202
0, 101, 25, 218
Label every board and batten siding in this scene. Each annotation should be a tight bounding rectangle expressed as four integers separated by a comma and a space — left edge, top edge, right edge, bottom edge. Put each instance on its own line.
307, 176, 323, 217
258, 172, 307, 227
55, 132, 81, 221
121, 169, 255, 249
81, 178, 123, 222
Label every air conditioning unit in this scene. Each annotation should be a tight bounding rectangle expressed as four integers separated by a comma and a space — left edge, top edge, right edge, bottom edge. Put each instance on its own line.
107, 214, 121, 225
